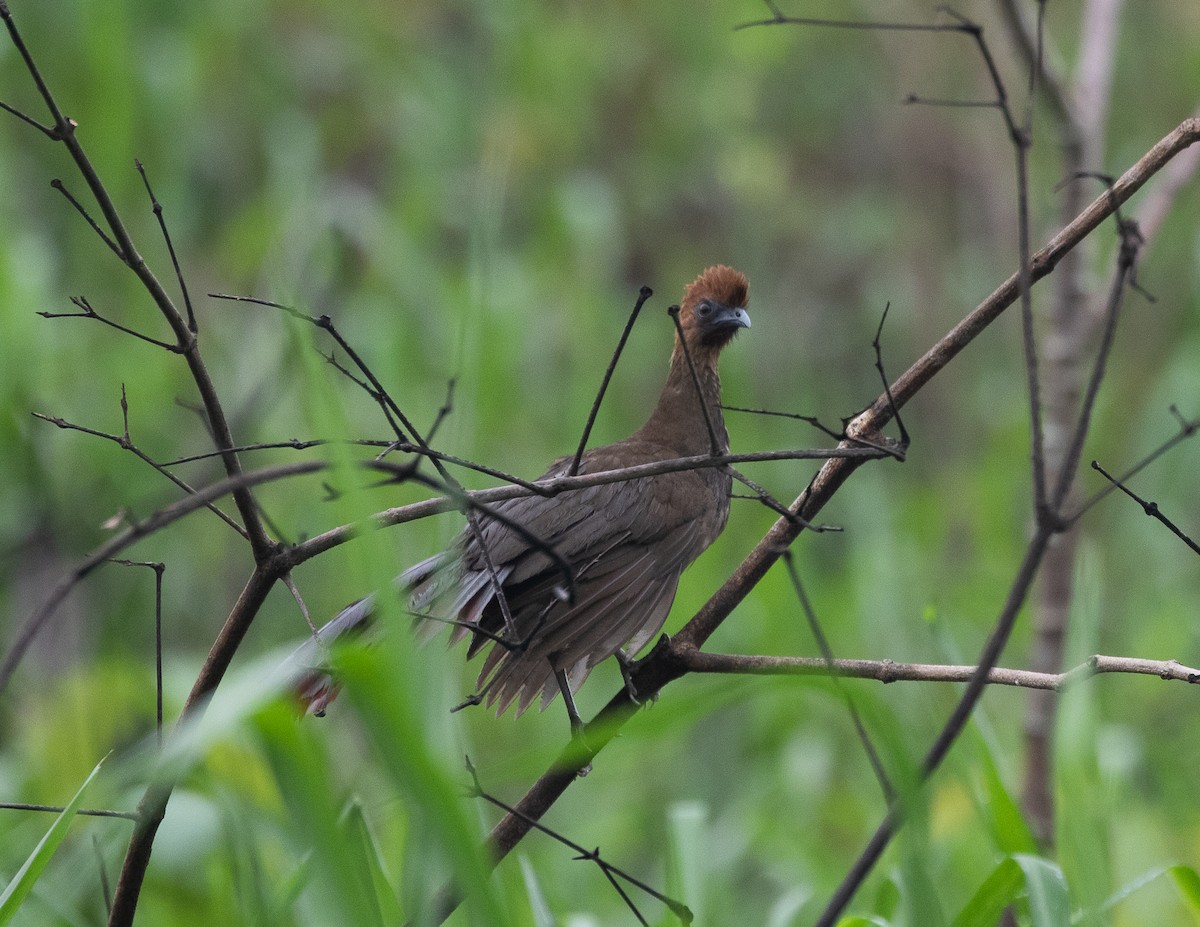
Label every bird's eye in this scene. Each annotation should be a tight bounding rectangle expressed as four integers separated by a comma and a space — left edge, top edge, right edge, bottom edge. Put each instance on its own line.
697, 301, 713, 318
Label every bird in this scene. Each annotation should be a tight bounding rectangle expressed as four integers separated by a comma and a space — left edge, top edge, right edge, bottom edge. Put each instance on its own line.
296, 265, 751, 725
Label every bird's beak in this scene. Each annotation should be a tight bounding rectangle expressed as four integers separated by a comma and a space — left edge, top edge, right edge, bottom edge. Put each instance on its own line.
714, 305, 751, 331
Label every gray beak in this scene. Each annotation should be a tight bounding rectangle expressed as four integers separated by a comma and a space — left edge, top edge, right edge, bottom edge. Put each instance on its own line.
715, 305, 751, 330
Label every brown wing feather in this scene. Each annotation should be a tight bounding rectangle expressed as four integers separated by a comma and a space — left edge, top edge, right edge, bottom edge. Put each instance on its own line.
421, 443, 729, 715
406, 440, 729, 714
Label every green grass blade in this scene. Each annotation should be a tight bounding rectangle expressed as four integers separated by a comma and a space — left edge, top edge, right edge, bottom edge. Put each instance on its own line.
951, 858, 1023, 927
0, 754, 107, 924
1014, 854, 1070, 927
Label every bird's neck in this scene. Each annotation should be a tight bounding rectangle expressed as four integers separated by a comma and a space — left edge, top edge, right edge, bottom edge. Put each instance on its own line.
636, 340, 728, 457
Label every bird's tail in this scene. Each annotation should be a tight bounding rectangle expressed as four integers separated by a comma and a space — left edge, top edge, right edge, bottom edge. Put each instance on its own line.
287, 551, 452, 715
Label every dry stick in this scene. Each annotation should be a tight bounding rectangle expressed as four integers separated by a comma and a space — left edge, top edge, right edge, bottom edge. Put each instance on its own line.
421, 377, 457, 447
1091, 462, 1200, 557
1070, 406, 1200, 522
135, 160, 197, 333
291, 448, 878, 563
169, 438, 548, 494
48, 179, 122, 257
569, 285, 653, 476
996, 0, 1077, 131
666, 305, 721, 456
0, 803, 139, 822
31, 410, 247, 538
473, 116, 1200, 897
998, 1, 1050, 521
1048, 202, 1141, 512
679, 650, 1200, 689
110, 559, 166, 746
38, 294, 179, 352
723, 404, 906, 462
464, 758, 691, 925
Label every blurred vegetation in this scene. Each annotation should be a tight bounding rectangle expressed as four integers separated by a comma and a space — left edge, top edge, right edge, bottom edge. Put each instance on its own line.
1, 0, 1199, 924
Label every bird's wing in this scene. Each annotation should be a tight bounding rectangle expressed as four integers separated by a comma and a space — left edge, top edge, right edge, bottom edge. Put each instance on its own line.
479, 520, 702, 715
466, 445, 725, 715
463, 440, 720, 584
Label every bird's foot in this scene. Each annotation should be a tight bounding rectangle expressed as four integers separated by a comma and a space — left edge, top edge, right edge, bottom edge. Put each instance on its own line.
614, 647, 660, 707
615, 649, 643, 705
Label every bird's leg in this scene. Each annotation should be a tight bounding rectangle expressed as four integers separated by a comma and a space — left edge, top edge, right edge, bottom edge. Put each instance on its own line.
553, 668, 593, 776
554, 668, 586, 736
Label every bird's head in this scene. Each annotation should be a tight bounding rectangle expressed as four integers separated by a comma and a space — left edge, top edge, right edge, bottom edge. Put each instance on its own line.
677, 264, 751, 354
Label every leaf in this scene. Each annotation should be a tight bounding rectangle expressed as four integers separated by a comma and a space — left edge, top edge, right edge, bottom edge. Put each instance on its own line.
665, 801, 707, 925
342, 798, 403, 927
1014, 854, 1070, 927
1170, 866, 1200, 919
0, 754, 107, 924
951, 858, 1023, 927
518, 855, 555, 927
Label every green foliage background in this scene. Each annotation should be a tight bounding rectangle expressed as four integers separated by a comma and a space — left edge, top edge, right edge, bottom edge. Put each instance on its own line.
1, 0, 1199, 924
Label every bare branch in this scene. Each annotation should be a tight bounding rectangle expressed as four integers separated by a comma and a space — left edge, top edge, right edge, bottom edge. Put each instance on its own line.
1091, 461, 1200, 556
569, 285, 652, 476
38, 295, 182, 352
31, 409, 247, 538
135, 160, 197, 333
667, 305, 720, 455
0, 803, 139, 822
680, 650, 1200, 689
464, 757, 691, 924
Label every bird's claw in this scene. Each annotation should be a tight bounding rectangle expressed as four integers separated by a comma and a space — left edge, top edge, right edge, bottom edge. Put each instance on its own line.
615, 649, 642, 705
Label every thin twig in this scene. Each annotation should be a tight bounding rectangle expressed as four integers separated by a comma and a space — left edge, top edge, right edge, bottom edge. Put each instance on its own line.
31, 410, 247, 538
1091, 462, 1200, 556
1070, 406, 1200, 521
782, 552, 894, 803
1049, 190, 1141, 512
49, 179, 122, 257
569, 285, 652, 476
0, 95, 56, 136
135, 160, 197, 333
38, 295, 181, 352
110, 559, 165, 745
0, 803, 139, 822
464, 758, 692, 923
667, 305, 720, 455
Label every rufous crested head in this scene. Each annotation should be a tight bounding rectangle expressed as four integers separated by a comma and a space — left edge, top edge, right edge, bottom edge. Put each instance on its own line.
677, 264, 751, 352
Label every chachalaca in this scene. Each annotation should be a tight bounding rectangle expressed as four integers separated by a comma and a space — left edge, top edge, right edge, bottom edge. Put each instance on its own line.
298, 265, 750, 724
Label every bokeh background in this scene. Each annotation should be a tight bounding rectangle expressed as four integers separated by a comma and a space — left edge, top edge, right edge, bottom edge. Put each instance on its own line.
1, 1, 1199, 924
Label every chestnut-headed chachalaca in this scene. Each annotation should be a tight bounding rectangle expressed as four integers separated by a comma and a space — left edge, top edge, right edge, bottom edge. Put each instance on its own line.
301, 265, 750, 725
